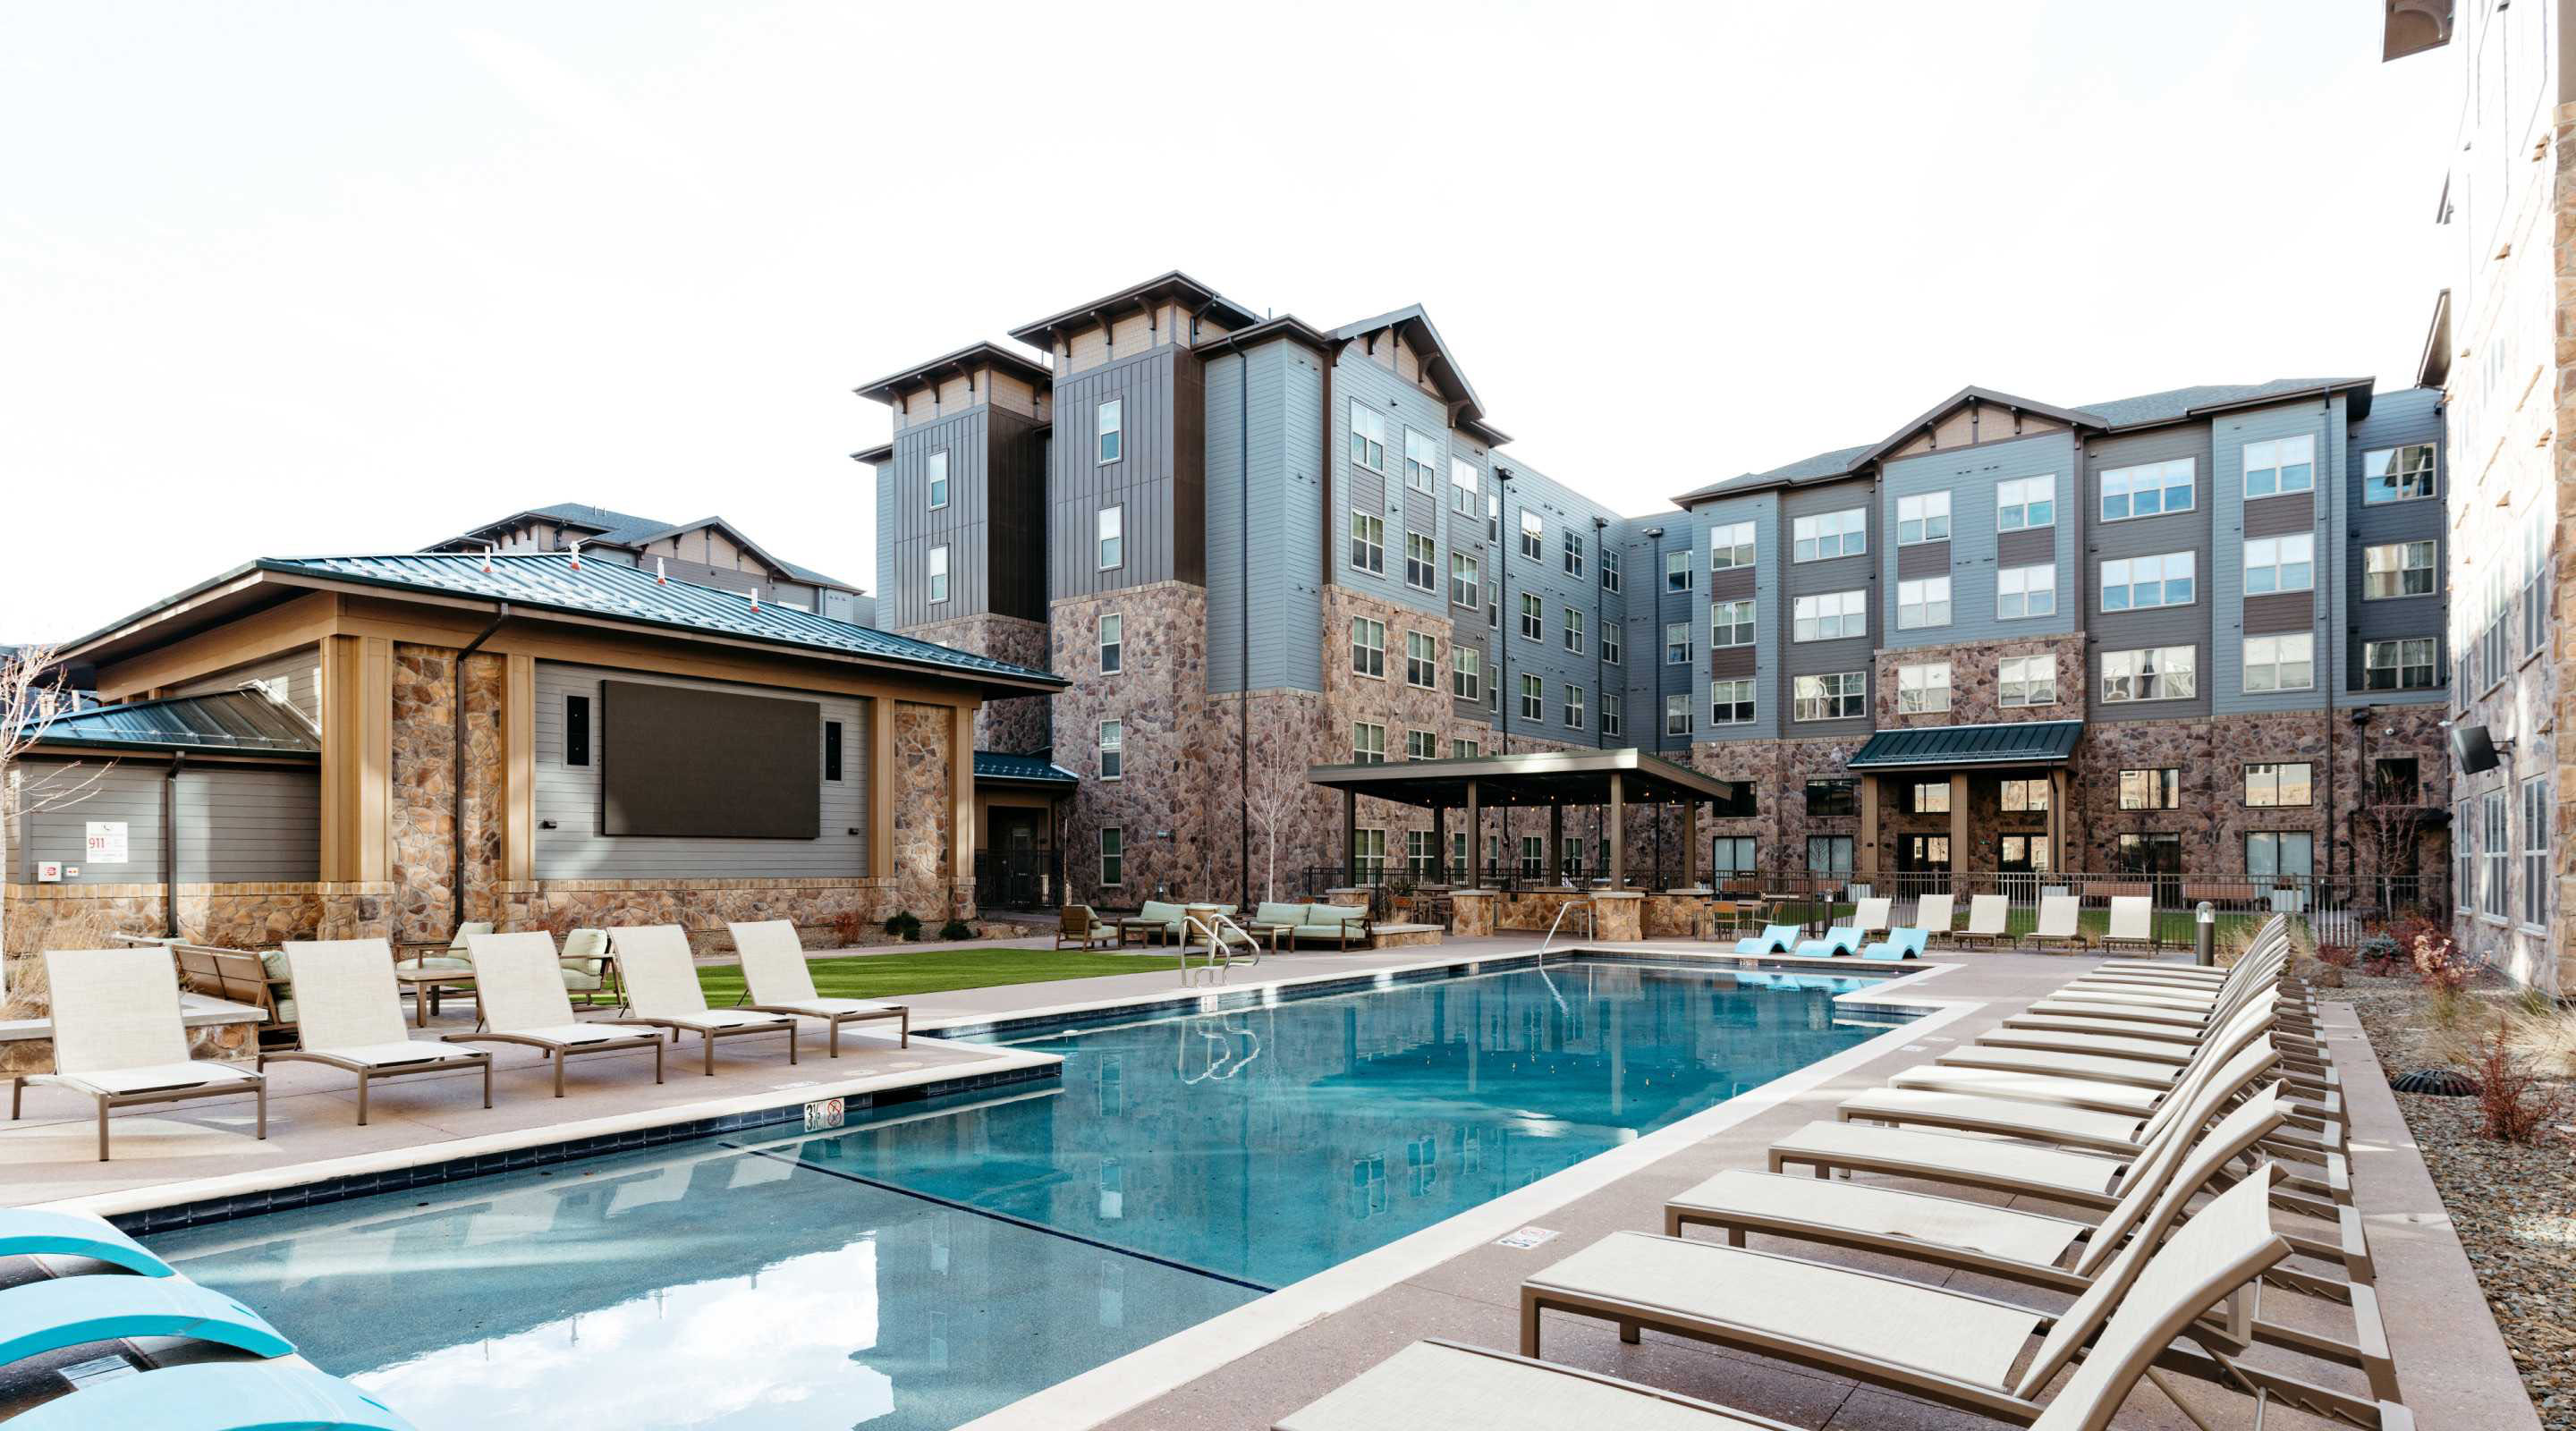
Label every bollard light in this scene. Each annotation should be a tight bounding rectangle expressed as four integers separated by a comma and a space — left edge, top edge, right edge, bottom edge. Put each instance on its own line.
2194, 901, 2216, 968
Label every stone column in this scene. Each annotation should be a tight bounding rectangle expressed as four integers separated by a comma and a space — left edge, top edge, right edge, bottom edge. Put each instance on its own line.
1857, 774, 1881, 878
1593, 889, 1643, 940
1949, 774, 1970, 888
1608, 772, 1627, 887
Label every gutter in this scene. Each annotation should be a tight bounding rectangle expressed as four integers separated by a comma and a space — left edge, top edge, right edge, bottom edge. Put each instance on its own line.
452, 603, 510, 931
161, 751, 183, 937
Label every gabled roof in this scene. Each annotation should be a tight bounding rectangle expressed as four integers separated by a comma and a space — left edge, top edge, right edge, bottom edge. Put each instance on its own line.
973, 750, 1079, 786
433, 503, 860, 593
1330, 304, 1512, 445
33, 688, 319, 759
851, 340, 1055, 406
1007, 270, 1264, 349
1848, 720, 2084, 770
1848, 385, 2105, 472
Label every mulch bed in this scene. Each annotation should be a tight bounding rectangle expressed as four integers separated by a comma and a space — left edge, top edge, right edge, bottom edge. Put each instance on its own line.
2334, 970, 2573, 1429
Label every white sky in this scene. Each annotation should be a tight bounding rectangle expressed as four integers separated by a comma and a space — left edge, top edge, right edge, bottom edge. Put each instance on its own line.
2, 0, 2458, 643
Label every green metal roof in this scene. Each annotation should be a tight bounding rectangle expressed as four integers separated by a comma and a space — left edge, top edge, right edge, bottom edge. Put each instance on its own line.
1847, 719, 2084, 771
32, 690, 319, 758
973, 750, 1079, 785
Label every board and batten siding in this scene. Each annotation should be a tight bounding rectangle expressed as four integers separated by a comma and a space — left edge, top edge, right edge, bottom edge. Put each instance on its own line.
13, 759, 317, 883
2086, 421, 2218, 722
880, 403, 1044, 629
1205, 338, 1328, 695
531, 662, 870, 879
2339, 386, 2448, 707
1878, 431, 2078, 654
170, 647, 322, 724
2210, 398, 2334, 717
1050, 346, 1206, 599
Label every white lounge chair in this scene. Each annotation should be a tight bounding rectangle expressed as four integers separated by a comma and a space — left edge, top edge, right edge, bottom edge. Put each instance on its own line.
726, 919, 909, 1056
9, 945, 264, 1161
262, 939, 492, 1125
2029, 893, 2084, 952
2098, 895, 2157, 954
1912, 893, 1954, 939
1951, 893, 2007, 948
604, 926, 799, 1076
1849, 896, 1893, 942
446, 932, 665, 1096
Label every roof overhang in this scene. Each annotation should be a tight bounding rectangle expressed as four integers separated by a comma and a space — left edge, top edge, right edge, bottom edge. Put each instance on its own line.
973, 750, 1080, 788
1303, 748, 1741, 810
2383, 0, 2452, 61
2417, 290, 2453, 389
849, 441, 895, 466
1847, 720, 2085, 772
1191, 314, 1339, 361
2180, 377, 2373, 426
852, 340, 1055, 407
1008, 271, 1264, 351
1330, 304, 1512, 445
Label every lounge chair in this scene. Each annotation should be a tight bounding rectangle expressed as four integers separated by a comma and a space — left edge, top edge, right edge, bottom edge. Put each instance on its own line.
1791, 926, 1860, 958
2098, 895, 2157, 954
1951, 893, 2007, 948
171, 943, 294, 1047
728, 919, 909, 1056
2029, 893, 2084, 952
1859, 927, 1927, 961
603, 925, 800, 1076
560, 927, 614, 1007
1911, 893, 1954, 938
0, 1207, 177, 1276
0, 1273, 295, 1366
1056, 904, 1118, 950
260, 939, 494, 1125
9, 1361, 419, 1431
1849, 896, 1892, 942
1273, 1341, 1803, 1431
1731, 924, 1800, 956
445, 932, 665, 1096
9, 945, 265, 1161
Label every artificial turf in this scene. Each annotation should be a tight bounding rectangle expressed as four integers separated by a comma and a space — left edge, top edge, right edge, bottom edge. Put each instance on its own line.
692, 946, 1213, 1003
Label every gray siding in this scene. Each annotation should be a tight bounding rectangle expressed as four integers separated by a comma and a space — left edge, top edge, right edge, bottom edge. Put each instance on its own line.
2085, 423, 2217, 721
1050, 347, 1205, 599
1879, 431, 2078, 655
532, 661, 870, 879
13, 760, 315, 883
882, 407, 992, 630
16, 761, 164, 884
2211, 399, 2334, 716
1486, 452, 1629, 750
1332, 350, 1456, 622
1207, 340, 1330, 695
2340, 386, 2447, 707
1689, 490, 1779, 741
171, 647, 321, 724
1779, 478, 1878, 741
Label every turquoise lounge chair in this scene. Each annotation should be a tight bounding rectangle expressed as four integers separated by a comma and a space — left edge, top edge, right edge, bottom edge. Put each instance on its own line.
1861, 927, 1929, 961
9, 1360, 417, 1431
0, 1275, 294, 1367
1792, 927, 1860, 958
1732, 924, 1800, 955
0, 1207, 174, 1276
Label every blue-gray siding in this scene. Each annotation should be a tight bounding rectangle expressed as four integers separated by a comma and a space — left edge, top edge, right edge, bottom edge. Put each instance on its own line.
1878, 432, 2078, 652
2338, 386, 2447, 707
2210, 398, 2335, 716
14, 759, 318, 884
1206, 339, 1328, 694
2085, 422, 2217, 721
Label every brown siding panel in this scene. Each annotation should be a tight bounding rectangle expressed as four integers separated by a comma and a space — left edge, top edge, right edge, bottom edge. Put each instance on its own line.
2243, 494, 2316, 539
1995, 527, 2055, 567
1708, 567, 1756, 600
2243, 590, 2316, 635
1896, 539, 1952, 580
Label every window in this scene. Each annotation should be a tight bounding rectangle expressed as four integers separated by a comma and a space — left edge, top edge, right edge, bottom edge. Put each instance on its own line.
812, 720, 841, 785
2119, 769, 2181, 810
1665, 621, 1691, 664
1097, 399, 1123, 464
1520, 673, 1544, 721
2000, 779, 2048, 812
1099, 613, 1123, 674
1449, 456, 1479, 514
1403, 531, 1437, 592
2455, 800, 2474, 912
1806, 779, 1859, 817
1451, 646, 1481, 700
1601, 693, 1623, 737
927, 449, 950, 509
1353, 722, 1386, 764
1896, 576, 1950, 630
1100, 826, 1123, 886
927, 544, 951, 604
1709, 521, 1756, 569
1487, 492, 1499, 543
2241, 435, 2314, 498
1792, 589, 1866, 641
1405, 729, 1437, 761
1450, 552, 1480, 607
1808, 835, 1854, 876
1999, 653, 2055, 707
2103, 646, 2195, 702
1665, 549, 1693, 592
1792, 508, 1866, 562
1353, 828, 1387, 882
2372, 757, 2420, 805
1711, 598, 1754, 648
2363, 541, 2436, 598
1563, 529, 1585, 577
1402, 428, 1439, 493
1406, 631, 1436, 689
2524, 777, 2550, 928
1912, 782, 1951, 814
2243, 762, 2313, 807
2115, 832, 2178, 870
1711, 837, 1758, 875
2099, 458, 2193, 521
2362, 444, 2437, 504
1996, 564, 2055, 619
2483, 790, 2510, 919
2524, 508, 2547, 656
1097, 506, 1123, 570
1520, 593, 1544, 640
1451, 737, 1481, 758
1351, 617, 1385, 679
1407, 829, 1438, 877
1602, 622, 1622, 665
1518, 835, 1545, 878
1350, 512, 1383, 574
1710, 679, 1755, 724
1098, 719, 1123, 781
1563, 607, 1584, 654
564, 693, 591, 766
2100, 552, 2194, 610
1996, 474, 2055, 529
1519, 509, 1543, 560
2364, 638, 2436, 690
2246, 830, 2314, 880
1896, 492, 1950, 544
1601, 548, 1623, 592
1665, 693, 1692, 735
1349, 401, 1385, 471
1562, 683, 1585, 730
2242, 633, 2314, 693
1897, 661, 1951, 714
1794, 673, 1866, 722
2242, 535, 2314, 595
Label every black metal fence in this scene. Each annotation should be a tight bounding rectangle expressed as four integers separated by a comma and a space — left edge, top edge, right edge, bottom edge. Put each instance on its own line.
973, 848, 1061, 911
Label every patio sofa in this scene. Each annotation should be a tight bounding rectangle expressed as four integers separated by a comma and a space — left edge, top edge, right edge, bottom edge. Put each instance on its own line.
1251, 902, 1373, 950
1122, 901, 1241, 945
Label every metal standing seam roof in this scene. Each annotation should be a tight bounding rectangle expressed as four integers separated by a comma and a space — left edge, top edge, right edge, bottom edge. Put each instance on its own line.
244, 554, 1064, 690
972, 750, 1080, 785
437, 503, 862, 593
31, 689, 320, 758
1846, 720, 2085, 770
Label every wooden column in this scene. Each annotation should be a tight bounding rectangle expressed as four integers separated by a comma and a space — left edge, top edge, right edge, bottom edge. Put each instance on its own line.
951, 704, 976, 894
1857, 774, 1881, 878
318, 634, 393, 882
1431, 803, 1447, 882
2047, 767, 2069, 875
1949, 774, 1970, 888
502, 653, 536, 882
1608, 772, 1627, 887
1464, 779, 1482, 885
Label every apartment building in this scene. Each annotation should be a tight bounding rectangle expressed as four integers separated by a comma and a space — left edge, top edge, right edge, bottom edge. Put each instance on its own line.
857, 272, 2453, 912
427, 503, 876, 627
2384, 0, 2566, 990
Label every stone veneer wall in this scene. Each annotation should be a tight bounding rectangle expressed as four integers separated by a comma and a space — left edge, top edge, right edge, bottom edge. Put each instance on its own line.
889, 701, 969, 920
1873, 632, 2087, 729
386, 644, 505, 943
495, 877, 908, 953
1052, 581, 1226, 904
902, 611, 1051, 754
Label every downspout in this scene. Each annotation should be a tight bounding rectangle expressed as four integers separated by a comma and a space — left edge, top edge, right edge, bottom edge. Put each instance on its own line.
452, 603, 511, 932
1239, 350, 1251, 908
1495, 467, 1514, 882
162, 751, 182, 937
2321, 398, 2339, 895
1594, 515, 1607, 874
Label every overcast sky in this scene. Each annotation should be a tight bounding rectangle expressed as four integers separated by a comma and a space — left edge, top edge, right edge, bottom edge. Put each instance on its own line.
3, 1, 2458, 642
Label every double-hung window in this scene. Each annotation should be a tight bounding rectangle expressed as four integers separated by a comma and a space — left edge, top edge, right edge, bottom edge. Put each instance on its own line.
2241, 436, 2314, 497
2361, 444, 2436, 504
1792, 589, 1866, 641
1405, 729, 1437, 761
1665, 693, 1692, 735
1562, 683, 1586, 729
1792, 508, 1866, 561
2242, 633, 2314, 692
2243, 535, 2314, 594
1665, 621, 1690, 665
1097, 505, 1124, 570
1998, 653, 2055, 707
926, 449, 950, 509
1519, 673, 1544, 721
1097, 399, 1123, 464
1352, 722, 1386, 764
1896, 492, 1950, 544
2524, 777, 2550, 928
2362, 541, 2436, 598
927, 545, 950, 605
2363, 638, 2436, 690
1449, 455, 1479, 514
1562, 529, 1585, 577
1351, 617, 1385, 678
1451, 645, 1481, 700
1602, 622, 1622, 665
1349, 402, 1386, 471
1450, 552, 1480, 607
1350, 512, 1383, 574
1519, 593, 1544, 640
1098, 719, 1124, 780
1896, 661, 1951, 713
2243, 762, 2312, 807
1896, 576, 1950, 630
1602, 693, 1623, 736
1099, 826, 1123, 885
1402, 428, 1439, 493
1404, 531, 1437, 592
1098, 613, 1123, 674
1793, 672, 1867, 721
1405, 631, 1436, 689
1996, 475, 2055, 529
2483, 790, 2511, 919
1665, 549, 1692, 591
1519, 510, 1544, 560
2101, 552, 2194, 610
2102, 646, 2195, 702
2001, 779, 2048, 812
1601, 547, 1623, 592
1709, 521, 1755, 569
1709, 679, 1754, 724
1563, 607, 1585, 654
1996, 564, 2055, 619
2099, 458, 2192, 520
1711, 598, 1754, 648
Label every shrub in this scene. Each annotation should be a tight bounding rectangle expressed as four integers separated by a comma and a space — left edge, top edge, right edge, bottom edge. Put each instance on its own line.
884, 910, 922, 942
2315, 942, 2356, 970
2471, 1019, 2568, 1143
2353, 932, 2402, 978
2412, 932, 2476, 995
827, 910, 869, 949
938, 919, 974, 942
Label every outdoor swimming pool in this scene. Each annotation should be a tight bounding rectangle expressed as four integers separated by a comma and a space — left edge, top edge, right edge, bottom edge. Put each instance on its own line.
148, 958, 1898, 1430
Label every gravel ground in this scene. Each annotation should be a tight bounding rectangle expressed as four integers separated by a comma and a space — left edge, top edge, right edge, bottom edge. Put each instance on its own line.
2334, 970, 2575, 1429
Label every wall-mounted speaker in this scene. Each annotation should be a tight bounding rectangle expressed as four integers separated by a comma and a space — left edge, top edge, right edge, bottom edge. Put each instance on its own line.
2452, 724, 2501, 775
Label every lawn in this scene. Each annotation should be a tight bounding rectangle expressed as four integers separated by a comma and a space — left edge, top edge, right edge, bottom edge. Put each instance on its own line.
692, 946, 1214, 1003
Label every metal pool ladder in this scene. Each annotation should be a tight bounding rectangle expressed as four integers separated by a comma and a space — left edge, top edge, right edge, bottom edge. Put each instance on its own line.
1181, 910, 1260, 987
1537, 897, 1595, 966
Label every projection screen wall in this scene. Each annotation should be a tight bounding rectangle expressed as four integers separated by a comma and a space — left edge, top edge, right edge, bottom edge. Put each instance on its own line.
599, 680, 820, 839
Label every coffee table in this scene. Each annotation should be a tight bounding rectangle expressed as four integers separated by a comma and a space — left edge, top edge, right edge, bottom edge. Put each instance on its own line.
393, 967, 477, 1029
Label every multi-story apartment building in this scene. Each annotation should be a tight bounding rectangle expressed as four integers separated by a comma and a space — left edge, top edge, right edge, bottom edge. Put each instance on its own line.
2384, 0, 2566, 990
857, 272, 2454, 914
427, 503, 876, 627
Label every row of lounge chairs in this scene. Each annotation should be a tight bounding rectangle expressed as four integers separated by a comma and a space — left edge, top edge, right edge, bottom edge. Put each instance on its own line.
10, 920, 907, 1160
1734, 893, 2161, 958
1278, 917, 2414, 1431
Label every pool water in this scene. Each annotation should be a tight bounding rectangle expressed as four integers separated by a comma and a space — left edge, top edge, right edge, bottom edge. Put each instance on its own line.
150, 959, 1891, 1430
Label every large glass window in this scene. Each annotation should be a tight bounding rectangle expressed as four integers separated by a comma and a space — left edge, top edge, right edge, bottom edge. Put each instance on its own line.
1711, 599, 1755, 648
2243, 535, 2314, 595
1665, 621, 1690, 664
1807, 835, 1854, 876
1350, 512, 1383, 574
1351, 617, 1385, 678
2362, 540, 2436, 598
1999, 653, 2055, 707
2242, 633, 2314, 692
2362, 444, 2436, 504
1098, 719, 1123, 781
1896, 491, 1950, 544
1711, 837, 1758, 876
1349, 401, 1385, 471
1450, 551, 1480, 607
1996, 474, 2055, 529
2100, 552, 2194, 610
2103, 646, 2195, 702
1897, 662, 1951, 714
1707, 521, 1756, 571
2001, 779, 2048, 812
1806, 779, 1860, 817
1451, 645, 1481, 700
1896, 576, 1950, 630
2099, 458, 2193, 521
1996, 563, 2055, 619
1911, 782, 1951, 814
1793, 672, 1867, 721
1402, 428, 1439, 493
2364, 638, 2437, 690
2241, 435, 2315, 497
1097, 399, 1123, 464
1793, 589, 1866, 641
2119, 769, 2181, 810
927, 544, 950, 604
1709, 679, 1754, 724
1097, 505, 1124, 570
1449, 455, 1479, 514
927, 449, 950, 509
2243, 762, 2313, 807
1792, 508, 1867, 561
1406, 631, 1436, 689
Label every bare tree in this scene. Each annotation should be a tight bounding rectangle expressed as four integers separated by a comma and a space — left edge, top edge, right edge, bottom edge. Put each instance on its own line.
1241, 740, 1304, 905
1, 644, 105, 1001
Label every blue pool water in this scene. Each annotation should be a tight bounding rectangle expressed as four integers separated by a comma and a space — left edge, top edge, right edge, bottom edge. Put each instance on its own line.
149, 959, 1893, 1430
